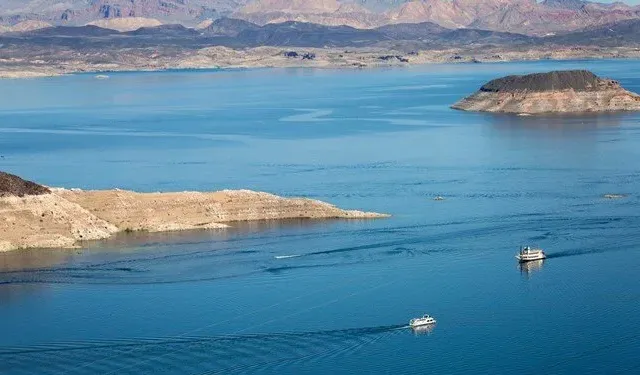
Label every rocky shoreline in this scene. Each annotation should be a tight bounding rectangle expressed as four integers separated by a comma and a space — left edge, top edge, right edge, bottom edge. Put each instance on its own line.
452, 70, 640, 114
2, 45, 640, 79
0, 172, 388, 252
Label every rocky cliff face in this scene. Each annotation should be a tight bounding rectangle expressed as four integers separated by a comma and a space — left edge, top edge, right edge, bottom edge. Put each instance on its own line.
0, 0, 249, 26
452, 70, 640, 114
234, 0, 386, 28
386, 0, 475, 29
385, 0, 640, 35
469, 0, 640, 35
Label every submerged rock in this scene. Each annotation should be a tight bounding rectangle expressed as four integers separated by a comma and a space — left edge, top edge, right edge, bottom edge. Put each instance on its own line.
452, 70, 640, 114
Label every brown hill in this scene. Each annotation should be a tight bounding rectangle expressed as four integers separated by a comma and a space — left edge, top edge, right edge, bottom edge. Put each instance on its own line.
234, 0, 385, 28
387, 0, 474, 28
240, 0, 342, 14
87, 17, 162, 32
452, 70, 640, 114
0, 171, 50, 197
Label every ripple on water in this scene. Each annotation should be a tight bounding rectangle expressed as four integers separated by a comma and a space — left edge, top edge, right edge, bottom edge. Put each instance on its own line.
0, 325, 408, 375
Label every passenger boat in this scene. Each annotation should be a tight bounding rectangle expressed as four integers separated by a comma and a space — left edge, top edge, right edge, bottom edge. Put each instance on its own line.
409, 314, 436, 328
515, 246, 546, 262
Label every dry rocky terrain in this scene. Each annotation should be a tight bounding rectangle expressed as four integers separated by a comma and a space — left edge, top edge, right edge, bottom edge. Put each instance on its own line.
452, 70, 640, 114
0, 172, 387, 252
3, 0, 640, 36
2, 44, 639, 79
87, 17, 162, 32
2, 14, 640, 79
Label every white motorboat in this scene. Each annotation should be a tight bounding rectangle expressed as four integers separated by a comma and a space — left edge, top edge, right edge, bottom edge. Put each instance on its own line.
409, 314, 436, 328
516, 246, 546, 262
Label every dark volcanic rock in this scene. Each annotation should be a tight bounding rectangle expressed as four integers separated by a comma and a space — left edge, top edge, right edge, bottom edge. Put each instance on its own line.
23, 25, 120, 37
378, 54, 408, 62
374, 22, 533, 47
438, 28, 533, 46
479, 70, 614, 93
376, 22, 448, 40
549, 19, 640, 47
235, 21, 386, 48
0, 19, 537, 53
124, 24, 201, 37
0, 171, 50, 197
202, 17, 260, 37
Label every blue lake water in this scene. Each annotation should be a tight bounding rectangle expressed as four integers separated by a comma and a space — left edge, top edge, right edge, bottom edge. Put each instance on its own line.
1, 60, 640, 374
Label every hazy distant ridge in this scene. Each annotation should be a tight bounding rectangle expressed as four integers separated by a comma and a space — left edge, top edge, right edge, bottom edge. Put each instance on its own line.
2, 0, 640, 36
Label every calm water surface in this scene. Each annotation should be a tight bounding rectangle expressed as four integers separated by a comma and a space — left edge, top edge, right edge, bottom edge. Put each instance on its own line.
1, 60, 640, 374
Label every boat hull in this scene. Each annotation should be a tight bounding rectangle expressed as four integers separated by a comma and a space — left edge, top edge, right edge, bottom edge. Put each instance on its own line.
515, 254, 546, 262
409, 320, 436, 328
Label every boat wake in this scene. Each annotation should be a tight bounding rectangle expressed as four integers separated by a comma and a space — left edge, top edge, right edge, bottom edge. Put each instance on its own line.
0, 324, 406, 375
0, 222, 510, 286
546, 241, 639, 259
274, 254, 302, 259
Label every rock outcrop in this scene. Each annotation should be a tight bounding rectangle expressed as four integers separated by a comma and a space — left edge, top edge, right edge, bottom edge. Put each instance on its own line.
0, 172, 51, 197
0, 173, 388, 252
10, 20, 53, 32
87, 17, 162, 32
0, 20, 52, 34
234, 0, 385, 28
452, 70, 640, 114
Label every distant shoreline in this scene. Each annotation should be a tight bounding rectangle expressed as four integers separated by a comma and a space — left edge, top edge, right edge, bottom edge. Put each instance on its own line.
2, 45, 639, 80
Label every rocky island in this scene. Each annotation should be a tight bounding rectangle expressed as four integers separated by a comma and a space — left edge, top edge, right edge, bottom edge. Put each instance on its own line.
452, 70, 640, 115
0, 171, 388, 252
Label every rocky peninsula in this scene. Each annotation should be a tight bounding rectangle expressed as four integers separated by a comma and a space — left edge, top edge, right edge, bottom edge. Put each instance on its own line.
452, 70, 640, 114
0, 172, 388, 252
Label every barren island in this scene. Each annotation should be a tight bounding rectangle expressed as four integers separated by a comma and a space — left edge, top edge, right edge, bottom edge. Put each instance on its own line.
452, 70, 640, 115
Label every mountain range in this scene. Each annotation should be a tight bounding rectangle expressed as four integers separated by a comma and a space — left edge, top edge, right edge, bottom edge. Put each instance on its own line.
2, 14, 640, 79
4, 16, 640, 50
2, 0, 640, 36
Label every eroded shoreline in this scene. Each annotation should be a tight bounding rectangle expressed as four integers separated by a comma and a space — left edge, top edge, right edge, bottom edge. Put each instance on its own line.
2, 45, 640, 79
0, 187, 388, 253
452, 70, 640, 114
